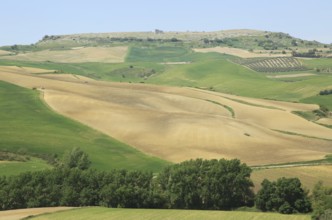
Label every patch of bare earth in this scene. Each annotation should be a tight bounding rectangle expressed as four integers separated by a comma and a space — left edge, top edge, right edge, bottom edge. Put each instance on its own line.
0, 207, 75, 220
317, 118, 332, 126
0, 50, 12, 56
1, 46, 128, 63
0, 66, 55, 74
193, 47, 290, 58
267, 73, 316, 79
0, 66, 331, 165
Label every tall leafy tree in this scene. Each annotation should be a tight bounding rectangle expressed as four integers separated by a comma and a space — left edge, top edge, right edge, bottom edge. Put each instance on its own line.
311, 181, 332, 219
60, 147, 91, 170
157, 158, 254, 210
256, 177, 312, 214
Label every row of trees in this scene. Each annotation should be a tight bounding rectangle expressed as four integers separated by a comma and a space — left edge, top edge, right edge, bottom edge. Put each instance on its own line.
1, 148, 329, 217
292, 49, 321, 58
319, 89, 332, 96
0, 156, 255, 211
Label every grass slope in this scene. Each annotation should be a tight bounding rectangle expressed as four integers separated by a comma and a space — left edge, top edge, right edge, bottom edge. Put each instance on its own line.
29, 207, 310, 220
149, 58, 332, 101
301, 95, 332, 110
0, 158, 51, 176
0, 81, 169, 173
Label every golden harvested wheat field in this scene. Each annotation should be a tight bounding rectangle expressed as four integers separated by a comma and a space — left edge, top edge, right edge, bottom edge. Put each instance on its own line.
0, 46, 128, 63
0, 66, 331, 165
252, 165, 332, 192
317, 118, 332, 126
193, 46, 290, 58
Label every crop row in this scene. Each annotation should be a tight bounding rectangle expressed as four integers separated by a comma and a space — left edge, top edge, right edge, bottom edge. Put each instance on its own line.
235, 57, 307, 72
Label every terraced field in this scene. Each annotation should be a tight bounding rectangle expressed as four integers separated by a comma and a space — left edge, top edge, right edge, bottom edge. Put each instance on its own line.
1, 66, 331, 165
235, 57, 307, 72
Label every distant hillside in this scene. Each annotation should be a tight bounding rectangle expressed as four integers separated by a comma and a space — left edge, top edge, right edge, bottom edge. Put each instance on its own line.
0, 29, 328, 53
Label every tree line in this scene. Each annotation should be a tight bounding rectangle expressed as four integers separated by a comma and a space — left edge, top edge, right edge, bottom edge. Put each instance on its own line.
319, 89, 332, 96
0, 148, 330, 218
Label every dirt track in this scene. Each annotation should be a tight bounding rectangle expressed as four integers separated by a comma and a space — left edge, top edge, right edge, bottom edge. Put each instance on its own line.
0, 207, 75, 220
0, 66, 331, 165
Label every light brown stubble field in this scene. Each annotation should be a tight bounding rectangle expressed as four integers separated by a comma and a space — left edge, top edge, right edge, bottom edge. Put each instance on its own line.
0, 66, 331, 165
0, 46, 128, 63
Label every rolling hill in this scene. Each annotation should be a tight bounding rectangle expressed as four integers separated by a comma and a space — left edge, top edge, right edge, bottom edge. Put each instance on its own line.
0, 29, 331, 189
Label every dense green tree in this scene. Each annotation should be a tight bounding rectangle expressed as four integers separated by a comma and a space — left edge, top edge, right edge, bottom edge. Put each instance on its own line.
157, 159, 254, 210
0, 157, 275, 211
60, 147, 91, 170
256, 177, 312, 214
311, 181, 332, 219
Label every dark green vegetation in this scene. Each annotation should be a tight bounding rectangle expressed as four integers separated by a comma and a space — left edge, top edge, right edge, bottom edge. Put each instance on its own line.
0, 158, 255, 211
0, 155, 320, 218
311, 181, 332, 219
319, 89, 332, 95
0, 81, 169, 172
157, 159, 254, 210
256, 178, 312, 214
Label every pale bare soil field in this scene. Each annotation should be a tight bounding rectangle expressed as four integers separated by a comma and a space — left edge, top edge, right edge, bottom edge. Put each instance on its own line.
0, 207, 74, 220
0, 66, 55, 74
0, 49, 12, 56
0, 66, 331, 165
316, 118, 332, 126
193, 47, 290, 58
267, 73, 316, 79
1, 46, 128, 63
252, 165, 332, 192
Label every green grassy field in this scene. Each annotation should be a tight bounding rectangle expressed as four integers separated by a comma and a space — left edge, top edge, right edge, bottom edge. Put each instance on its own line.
28, 207, 310, 220
149, 58, 332, 101
301, 95, 332, 110
0, 81, 169, 174
1, 52, 331, 103
0, 157, 51, 176
126, 46, 192, 62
